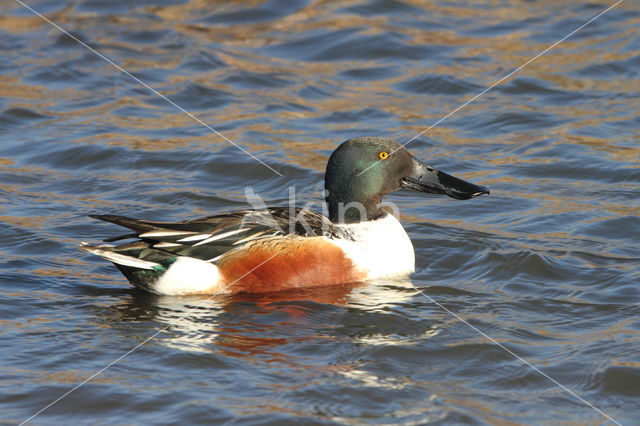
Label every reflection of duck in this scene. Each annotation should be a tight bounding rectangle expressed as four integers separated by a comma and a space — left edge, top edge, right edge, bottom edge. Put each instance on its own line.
82, 137, 488, 295
108, 277, 422, 355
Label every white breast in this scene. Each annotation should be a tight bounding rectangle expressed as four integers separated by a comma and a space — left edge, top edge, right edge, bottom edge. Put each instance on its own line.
330, 214, 415, 280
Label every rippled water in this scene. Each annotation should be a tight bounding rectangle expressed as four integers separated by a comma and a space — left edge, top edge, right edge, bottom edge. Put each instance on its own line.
1, 0, 639, 424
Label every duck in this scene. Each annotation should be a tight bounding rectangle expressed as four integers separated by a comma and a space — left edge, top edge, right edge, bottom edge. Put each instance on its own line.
81, 136, 489, 295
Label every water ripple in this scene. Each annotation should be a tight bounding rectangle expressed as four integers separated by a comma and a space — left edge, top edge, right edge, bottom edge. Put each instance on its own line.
1, 0, 638, 424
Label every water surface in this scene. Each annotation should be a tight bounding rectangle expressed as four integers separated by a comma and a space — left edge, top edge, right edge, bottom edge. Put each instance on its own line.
1, 0, 639, 424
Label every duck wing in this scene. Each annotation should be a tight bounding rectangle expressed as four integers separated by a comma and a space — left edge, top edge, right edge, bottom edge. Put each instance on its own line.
89, 207, 351, 262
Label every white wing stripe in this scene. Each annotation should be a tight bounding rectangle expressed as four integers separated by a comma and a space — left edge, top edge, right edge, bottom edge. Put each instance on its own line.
153, 242, 183, 248
193, 228, 251, 246
177, 234, 212, 242
139, 229, 198, 238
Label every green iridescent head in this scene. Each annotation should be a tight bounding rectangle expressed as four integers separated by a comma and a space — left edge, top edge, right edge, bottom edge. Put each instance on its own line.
324, 137, 489, 224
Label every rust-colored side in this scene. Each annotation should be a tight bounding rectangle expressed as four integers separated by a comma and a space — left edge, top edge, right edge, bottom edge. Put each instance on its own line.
216, 237, 366, 294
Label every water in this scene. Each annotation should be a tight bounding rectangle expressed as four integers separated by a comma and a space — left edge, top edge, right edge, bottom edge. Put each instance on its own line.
1, 0, 639, 424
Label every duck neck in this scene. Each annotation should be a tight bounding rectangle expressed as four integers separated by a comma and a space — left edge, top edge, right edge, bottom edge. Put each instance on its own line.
325, 191, 386, 224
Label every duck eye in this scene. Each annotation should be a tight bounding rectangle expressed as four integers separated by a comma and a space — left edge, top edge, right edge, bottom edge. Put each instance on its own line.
379, 151, 389, 160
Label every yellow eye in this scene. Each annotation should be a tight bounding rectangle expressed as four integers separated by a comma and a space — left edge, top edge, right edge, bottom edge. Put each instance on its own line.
379, 151, 389, 160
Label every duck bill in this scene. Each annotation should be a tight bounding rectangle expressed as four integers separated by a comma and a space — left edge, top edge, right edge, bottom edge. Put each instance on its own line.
400, 156, 489, 200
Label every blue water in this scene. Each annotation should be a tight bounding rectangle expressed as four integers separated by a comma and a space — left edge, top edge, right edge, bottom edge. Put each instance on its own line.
1, 0, 639, 424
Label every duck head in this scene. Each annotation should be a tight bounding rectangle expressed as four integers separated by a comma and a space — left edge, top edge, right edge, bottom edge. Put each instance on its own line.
324, 136, 489, 224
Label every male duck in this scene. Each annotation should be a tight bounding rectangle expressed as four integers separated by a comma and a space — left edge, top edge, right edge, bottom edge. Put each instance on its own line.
82, 137, 488, 295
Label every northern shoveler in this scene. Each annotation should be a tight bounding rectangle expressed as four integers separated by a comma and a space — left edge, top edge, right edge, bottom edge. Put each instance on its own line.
81, 136, 489, 295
